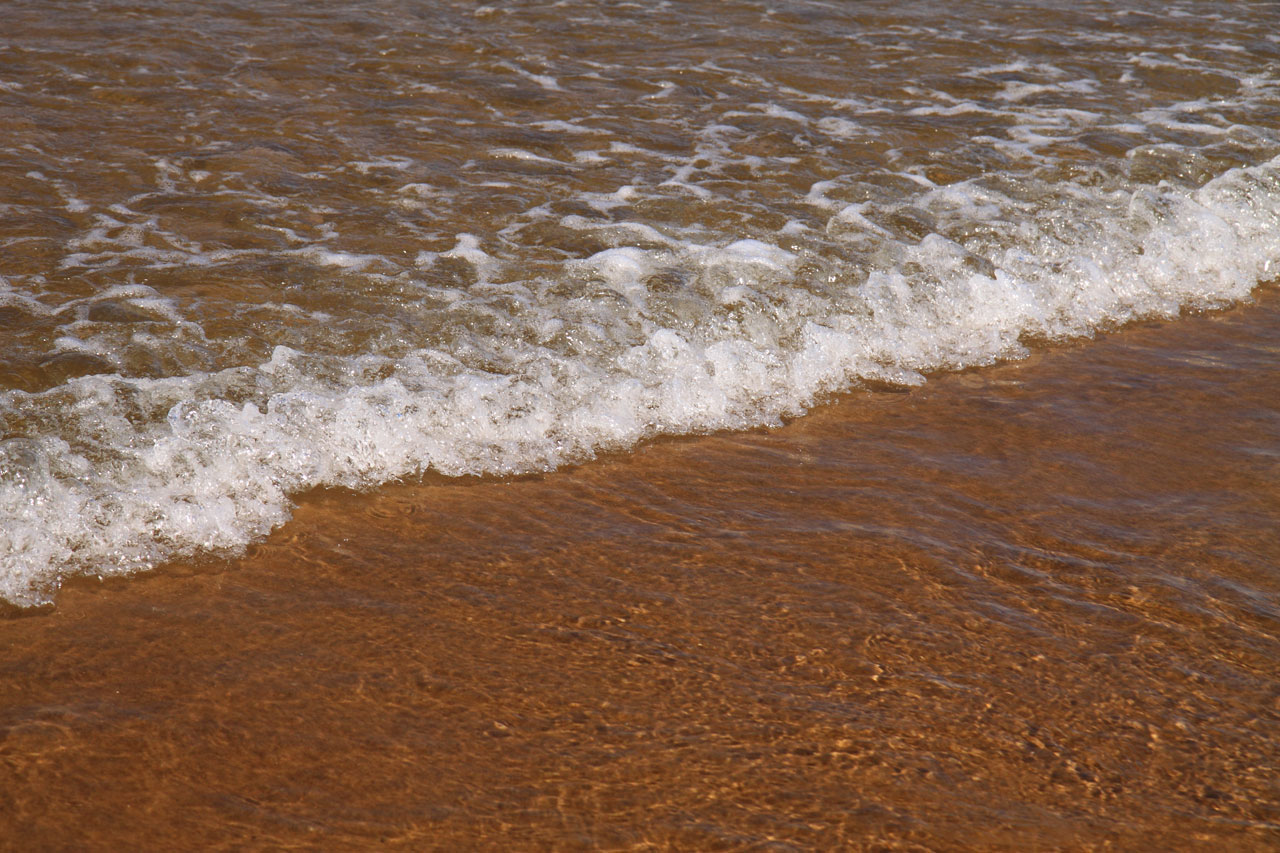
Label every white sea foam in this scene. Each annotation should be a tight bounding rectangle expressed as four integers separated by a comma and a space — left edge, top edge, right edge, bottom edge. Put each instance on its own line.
2, 157, 1278, 606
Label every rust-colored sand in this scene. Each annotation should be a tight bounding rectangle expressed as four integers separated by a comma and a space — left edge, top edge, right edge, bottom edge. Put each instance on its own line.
3, 295, 1278, 851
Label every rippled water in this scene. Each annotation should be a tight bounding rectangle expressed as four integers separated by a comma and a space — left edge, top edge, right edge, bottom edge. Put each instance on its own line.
2, 0, 1278, 602
2, 2, 1280, 847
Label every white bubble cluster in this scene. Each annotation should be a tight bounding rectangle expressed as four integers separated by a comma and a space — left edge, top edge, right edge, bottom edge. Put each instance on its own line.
2, 157, 1278, 605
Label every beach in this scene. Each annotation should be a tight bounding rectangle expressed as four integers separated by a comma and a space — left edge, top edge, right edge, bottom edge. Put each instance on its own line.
3, 290, 1277, 849
2, 0, 1279, 847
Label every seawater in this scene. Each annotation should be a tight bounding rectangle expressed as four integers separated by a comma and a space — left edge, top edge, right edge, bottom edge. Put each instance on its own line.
2, 0, 1279, 605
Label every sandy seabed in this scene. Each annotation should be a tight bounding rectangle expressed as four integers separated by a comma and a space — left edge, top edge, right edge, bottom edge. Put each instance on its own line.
2, 291, 1278, 852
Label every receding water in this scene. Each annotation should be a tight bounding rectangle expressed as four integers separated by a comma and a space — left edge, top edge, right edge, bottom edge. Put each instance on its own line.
2, 0, 1278, 603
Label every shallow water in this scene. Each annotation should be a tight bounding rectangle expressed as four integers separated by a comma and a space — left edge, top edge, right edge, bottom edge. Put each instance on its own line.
1, 0, 1279, 847
2, 0, 1279, 601
2, 292, 1277, 849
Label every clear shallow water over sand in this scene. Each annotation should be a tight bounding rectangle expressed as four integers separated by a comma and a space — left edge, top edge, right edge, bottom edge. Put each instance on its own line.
1, 294, 1277, 849
1, 0, 1279, 602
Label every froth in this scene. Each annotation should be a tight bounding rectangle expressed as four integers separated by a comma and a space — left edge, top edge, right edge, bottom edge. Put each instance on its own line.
3, 157, 1278, 605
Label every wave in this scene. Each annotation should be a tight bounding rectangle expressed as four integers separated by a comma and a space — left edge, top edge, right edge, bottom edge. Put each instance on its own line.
2, 156, 1278, 605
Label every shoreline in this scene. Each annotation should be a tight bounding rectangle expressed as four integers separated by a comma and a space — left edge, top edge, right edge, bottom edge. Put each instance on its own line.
2, 292, 1278, 850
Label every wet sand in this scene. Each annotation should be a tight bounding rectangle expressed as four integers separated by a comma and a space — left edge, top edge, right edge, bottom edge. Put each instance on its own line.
2, 291, 1278, 851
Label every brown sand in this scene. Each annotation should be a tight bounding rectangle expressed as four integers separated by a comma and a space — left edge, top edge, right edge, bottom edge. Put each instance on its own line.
2, 292, 1278, 851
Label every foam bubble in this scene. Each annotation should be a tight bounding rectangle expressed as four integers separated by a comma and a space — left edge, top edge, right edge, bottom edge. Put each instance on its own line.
3, 156, 1278, 606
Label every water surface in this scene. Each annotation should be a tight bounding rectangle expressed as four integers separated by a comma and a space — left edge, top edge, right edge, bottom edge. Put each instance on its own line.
2, 0, 1278, 601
